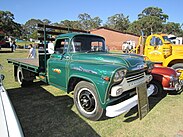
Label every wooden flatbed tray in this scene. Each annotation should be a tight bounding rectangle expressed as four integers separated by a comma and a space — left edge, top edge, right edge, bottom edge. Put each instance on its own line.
8, 58, 39, 67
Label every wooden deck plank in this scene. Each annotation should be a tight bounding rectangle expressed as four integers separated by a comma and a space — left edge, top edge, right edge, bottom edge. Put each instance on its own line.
8, 58, 39, 68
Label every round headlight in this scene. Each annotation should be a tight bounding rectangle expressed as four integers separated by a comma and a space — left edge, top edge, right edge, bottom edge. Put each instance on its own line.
170, 75, 178, 82
148, 63, 154, 73
113, 69, 127, 83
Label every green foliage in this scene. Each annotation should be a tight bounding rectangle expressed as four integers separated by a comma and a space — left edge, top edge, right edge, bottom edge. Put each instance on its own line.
163, 22, 183, 36
1, 6, 183, 40
42, 19, 51, 25
106, 13, 130, 32
78, 13, 102, 30
23, 19, 43, 37
128, 16, 163, 36
138, 6, 169, 22
0, 10, 22, 37
22, 18, 52, 39
60, 20, 82, 30
127, 6, 183, 36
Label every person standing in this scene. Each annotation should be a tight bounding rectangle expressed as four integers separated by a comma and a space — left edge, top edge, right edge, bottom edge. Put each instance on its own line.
48, 41, 54, 54
10, 40, 14, 52
27, 44, 36, 58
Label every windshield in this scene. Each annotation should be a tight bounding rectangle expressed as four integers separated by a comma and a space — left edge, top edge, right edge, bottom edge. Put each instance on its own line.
71, 35, 106, 53
162, 36, 172, 43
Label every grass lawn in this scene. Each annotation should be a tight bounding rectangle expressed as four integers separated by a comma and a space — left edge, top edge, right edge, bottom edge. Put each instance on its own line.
0, 48, 183, 137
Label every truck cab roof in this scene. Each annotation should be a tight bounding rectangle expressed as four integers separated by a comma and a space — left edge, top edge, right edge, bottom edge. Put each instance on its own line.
56, 33, 104, 40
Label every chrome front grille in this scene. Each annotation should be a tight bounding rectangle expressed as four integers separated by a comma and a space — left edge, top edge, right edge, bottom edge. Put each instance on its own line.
126, 72, 145, 83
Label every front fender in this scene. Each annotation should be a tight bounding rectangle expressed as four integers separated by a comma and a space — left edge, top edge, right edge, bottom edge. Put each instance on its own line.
69, 73, 110, 107
69, 63, 124, 108
151, 73, 170, 88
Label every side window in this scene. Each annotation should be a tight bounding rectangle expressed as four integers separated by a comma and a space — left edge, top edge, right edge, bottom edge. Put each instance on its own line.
150, 36, 156, 46
155, 37, 163, 45
54, 38, 69, 54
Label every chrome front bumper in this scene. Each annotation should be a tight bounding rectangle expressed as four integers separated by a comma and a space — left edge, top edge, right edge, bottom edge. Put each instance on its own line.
164, 80, 183, 91
106, 84, 154, 117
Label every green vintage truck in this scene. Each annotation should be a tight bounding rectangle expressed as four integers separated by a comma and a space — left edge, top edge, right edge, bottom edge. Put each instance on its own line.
8, 24, 154, 121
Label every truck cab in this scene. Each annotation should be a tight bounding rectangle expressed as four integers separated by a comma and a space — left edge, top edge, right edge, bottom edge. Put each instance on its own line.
137, 33, 183, 80
144, 34, 172, 62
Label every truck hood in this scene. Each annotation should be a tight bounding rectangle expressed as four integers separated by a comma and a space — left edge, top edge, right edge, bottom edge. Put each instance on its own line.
71, 52, 146, 70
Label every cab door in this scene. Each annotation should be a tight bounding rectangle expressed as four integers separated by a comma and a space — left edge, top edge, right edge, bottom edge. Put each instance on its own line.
48, 38, 70, 89
145, 36, 165, 62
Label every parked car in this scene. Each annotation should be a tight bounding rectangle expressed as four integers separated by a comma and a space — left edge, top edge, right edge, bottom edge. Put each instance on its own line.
0, 64, 24, 137
150, 64, 183, 96
125, 54, 183, 97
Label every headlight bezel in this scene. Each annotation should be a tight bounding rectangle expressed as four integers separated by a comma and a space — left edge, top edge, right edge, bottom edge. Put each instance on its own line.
169, 74, 178, 82
113, 69, 127, 83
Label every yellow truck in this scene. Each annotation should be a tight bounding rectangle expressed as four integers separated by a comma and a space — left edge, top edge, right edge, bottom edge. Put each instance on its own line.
136, 33, 183, 79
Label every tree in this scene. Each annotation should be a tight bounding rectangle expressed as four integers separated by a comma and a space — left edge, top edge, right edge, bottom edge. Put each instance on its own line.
128, 7, 170, 35
78, 13, 102, 30
0, 10, 22, 37
23, 19, 43, 39
128, 16, 163, 36
60, 20, 82, 30
163, 22, 183, 36
105, 13, 130, 32
78, 13, 91, 30
42, 19, 51, 25
91, 17, 102, 29
138, 7, 169, 22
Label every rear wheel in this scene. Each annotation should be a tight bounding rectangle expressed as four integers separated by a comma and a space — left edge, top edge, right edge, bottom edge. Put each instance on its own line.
17, 67, 24, 85
74, 81, 104, 121
17, 67, 33, 87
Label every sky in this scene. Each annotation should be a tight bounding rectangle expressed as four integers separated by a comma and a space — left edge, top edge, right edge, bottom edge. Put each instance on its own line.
0, 0, 183, 25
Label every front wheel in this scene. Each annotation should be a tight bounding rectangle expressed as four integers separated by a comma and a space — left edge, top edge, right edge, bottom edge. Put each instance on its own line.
74, 81, 104, 121
150, 80, 164, 97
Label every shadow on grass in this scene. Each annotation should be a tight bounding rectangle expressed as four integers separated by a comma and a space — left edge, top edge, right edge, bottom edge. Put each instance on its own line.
7, 83, 100, 137
123, 94, 167, 122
